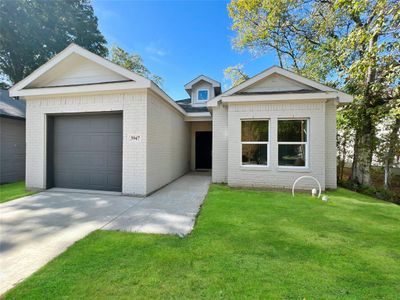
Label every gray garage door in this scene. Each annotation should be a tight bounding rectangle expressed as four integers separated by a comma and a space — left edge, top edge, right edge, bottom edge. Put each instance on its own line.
49, 113, 122, 192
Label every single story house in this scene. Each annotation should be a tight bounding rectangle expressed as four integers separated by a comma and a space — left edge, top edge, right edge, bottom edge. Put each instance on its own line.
0, 89, 26, 184
9, 44, 352, 196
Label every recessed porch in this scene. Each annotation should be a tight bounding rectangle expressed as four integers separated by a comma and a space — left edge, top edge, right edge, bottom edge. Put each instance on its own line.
189, 121, 212, 171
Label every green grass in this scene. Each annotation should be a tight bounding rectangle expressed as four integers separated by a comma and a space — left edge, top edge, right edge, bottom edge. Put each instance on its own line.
0, 181, 36, 204
3, 186, 400, 299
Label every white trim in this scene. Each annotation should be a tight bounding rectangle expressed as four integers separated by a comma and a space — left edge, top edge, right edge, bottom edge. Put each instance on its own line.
240, 119, 270, 168
277, 118, 309, 169
207, 66, 353, 107
185, 118, 212, 122
10, 43, 149, 96
10, 81, 147, 97
197, 89, 209, 101
148, 83, 186, 115
184, 75, 221, 89
184, 112, 212, 122
221, 92, 343, 104
9, 43, 187, 116
240, 165, 272, 171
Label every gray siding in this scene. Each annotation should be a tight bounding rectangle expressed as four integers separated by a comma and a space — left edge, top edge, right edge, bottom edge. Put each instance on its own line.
0, 117, 26, 184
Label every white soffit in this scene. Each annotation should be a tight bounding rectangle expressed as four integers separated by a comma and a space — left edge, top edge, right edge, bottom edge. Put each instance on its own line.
207, 66, 353, 106
10, 43, 150, 97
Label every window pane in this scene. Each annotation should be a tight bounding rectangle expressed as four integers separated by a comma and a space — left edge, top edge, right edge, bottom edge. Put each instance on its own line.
198, 90, 208, 100
241, 120, 269, 142
242, 144, 268, 165
278, 120, 307, 142
278, 144, 306, 166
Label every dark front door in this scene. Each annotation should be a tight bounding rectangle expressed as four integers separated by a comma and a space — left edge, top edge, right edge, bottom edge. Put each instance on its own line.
48, 113, 123, 191
195, 131, 212, 170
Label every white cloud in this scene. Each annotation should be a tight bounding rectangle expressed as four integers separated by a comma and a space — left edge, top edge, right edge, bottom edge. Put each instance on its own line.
145, 45, 167, 57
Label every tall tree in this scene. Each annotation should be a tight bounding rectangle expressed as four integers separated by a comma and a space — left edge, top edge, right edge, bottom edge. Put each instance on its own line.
228, 0, 400, 185
110, 45, 163, 86
224, 64, 249, 87
0, 0, 108, 84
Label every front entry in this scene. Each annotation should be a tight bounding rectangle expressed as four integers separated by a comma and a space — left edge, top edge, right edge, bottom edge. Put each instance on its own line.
195, 131, 212, 170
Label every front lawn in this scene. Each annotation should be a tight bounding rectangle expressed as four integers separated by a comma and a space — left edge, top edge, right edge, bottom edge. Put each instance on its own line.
3, 186, 400, 299
0, 181, 36, 204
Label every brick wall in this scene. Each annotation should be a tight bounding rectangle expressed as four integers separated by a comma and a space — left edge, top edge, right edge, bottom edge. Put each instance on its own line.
211, 100, 331, 190
211, 103, 228, 182
24, 92, 147, 195
146, 90, 190, 194
325, 100, 338, 188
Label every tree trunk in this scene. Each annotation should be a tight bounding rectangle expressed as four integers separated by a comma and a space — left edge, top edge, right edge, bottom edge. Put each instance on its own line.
340, 135, 348, 181
351, 33, 379, 186
351, 123, 373, 185
384, 118, 400, 189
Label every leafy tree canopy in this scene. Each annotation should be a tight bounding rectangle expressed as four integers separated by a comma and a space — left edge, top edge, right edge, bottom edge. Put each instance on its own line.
0, 0, 108, 84
224, 64, 249, 87
110, 45, 163, 86
228, 0, 400, 185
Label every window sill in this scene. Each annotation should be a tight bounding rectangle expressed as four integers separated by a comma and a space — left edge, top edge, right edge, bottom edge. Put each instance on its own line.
276, 167, 311, 173
240, 165, 271, 171
192, 102, 207, 106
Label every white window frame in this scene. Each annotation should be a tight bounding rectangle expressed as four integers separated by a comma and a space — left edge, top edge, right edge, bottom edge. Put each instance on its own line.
197, 89, 209, 101
240, 119, 270, 168
277, 118, 309, 169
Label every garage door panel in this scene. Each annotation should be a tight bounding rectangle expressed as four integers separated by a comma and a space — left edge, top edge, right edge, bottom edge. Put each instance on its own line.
108, 134, 123, 151
107, 152, 123, 170
107, 173, 122, 187
51, 113, 122, 191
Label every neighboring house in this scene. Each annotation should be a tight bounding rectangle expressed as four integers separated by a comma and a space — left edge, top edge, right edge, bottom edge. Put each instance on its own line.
9, 44, 352, 195
0, 90, 26, 184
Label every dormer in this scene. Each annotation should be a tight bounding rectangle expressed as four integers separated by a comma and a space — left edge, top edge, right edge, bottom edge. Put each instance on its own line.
184, 75, 221, 105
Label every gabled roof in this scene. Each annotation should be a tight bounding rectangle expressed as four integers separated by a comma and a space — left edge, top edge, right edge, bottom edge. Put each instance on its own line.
10, 44, 150, 96
207, 66, 353, 107
184, 75, 221, 89
9, 43, 186, 115
184, 75, 221, 96
0, 90, 25, 119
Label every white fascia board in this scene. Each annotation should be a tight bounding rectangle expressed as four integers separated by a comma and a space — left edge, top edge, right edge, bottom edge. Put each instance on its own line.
221, 92, 341, 103
10, 43, 150, 96
184, 112, 212, 122
208, 66, 353, 106
11, 81, 148, 97
336, 92, 353, 103
149, 82, 187, 115
185, 112, 211, 117
184, 75, 221, 89
10, 44, 78, 95
206, 95, 221, 107
76, 46, 149, 84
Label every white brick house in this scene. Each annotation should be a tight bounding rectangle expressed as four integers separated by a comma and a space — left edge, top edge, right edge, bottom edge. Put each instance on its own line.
10, 44, 352, 195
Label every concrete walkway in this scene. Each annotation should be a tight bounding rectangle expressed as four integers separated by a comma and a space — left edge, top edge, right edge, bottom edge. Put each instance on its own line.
104, 172, 211, 235
0, 172, 210, 295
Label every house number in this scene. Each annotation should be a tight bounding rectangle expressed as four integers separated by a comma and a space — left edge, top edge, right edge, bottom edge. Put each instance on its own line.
128, 134, 141, 142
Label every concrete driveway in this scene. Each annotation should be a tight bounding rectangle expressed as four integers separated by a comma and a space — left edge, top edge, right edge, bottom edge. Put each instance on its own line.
0, 173, 210, 295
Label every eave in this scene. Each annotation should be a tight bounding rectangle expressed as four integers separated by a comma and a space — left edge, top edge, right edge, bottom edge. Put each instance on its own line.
221, 92, 351, 104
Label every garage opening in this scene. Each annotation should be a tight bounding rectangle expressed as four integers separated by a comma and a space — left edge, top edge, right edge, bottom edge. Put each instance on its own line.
46, 113, 123, 192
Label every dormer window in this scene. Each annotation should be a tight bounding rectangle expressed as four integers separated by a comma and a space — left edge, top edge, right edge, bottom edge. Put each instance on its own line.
197, 89, 208, 101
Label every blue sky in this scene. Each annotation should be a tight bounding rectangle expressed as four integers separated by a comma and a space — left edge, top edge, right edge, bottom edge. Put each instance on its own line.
92, 0, 277, 100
